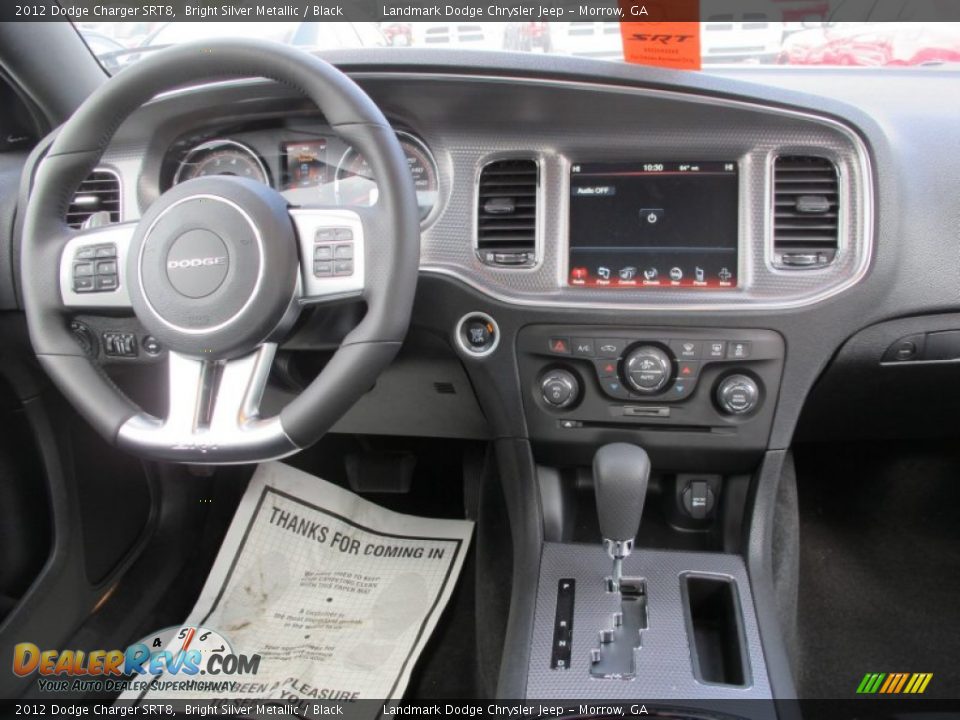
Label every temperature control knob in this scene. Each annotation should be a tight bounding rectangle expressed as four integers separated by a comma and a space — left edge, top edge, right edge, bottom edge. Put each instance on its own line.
540, 369, 580, 409
623, 345, 672, 394
716, 374, 760, 415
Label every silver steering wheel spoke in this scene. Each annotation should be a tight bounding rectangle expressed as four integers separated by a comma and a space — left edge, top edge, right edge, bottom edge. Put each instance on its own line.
59, 222, 136, 309
290, 207, 365, 305
117, 343, 297, 463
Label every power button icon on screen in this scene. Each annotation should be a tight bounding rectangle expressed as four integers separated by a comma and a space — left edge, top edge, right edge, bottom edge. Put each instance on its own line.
641, 208, 664, 225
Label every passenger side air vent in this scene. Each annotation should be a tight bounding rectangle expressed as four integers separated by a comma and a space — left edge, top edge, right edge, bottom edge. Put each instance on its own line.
476, 159, 538, 267
773, 156, 839, 268
66, 169, 121, 229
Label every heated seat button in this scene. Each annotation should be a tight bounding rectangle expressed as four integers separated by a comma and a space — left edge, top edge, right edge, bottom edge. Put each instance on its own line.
727, 341, 752, 360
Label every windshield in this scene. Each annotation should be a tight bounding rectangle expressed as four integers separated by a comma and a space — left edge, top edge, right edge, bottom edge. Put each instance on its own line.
77, 17, 960, 75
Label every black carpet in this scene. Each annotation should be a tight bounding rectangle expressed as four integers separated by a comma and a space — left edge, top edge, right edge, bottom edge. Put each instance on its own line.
794, 440, 960, 699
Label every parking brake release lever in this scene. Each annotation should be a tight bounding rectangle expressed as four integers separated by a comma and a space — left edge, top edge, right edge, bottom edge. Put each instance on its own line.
593, 442, 649, 591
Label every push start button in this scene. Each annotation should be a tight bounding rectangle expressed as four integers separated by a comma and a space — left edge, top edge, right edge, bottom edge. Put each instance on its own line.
455, 312, 500, 357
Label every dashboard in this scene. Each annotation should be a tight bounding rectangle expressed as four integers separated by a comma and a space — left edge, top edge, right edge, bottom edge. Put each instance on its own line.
38, 51, 960, 463
108, 69, 872, 315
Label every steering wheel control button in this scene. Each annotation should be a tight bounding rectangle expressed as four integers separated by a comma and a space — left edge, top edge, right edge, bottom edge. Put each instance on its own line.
95, 275, 118, 291
549, 337, 571, 355
727, 341, 752, 360
313, 228, 355, 278
572, 338, 596, 357
716, 374, 760, 415
623, 345, 673, 394
72, 243, 119, 293
455, 312, 501, 358
540, 369, 580, 409
670, 340, 701, 359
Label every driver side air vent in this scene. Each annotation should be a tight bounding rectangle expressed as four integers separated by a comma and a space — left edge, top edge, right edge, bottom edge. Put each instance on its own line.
66, 169, 121, 229
773, 156, 839, 268
476, 159, 538, 267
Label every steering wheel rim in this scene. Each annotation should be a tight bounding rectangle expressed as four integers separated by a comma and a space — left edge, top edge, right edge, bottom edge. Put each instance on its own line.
20, 39, 421, 464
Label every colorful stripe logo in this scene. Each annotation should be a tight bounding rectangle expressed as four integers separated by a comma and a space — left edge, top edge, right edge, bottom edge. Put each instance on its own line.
857, 672, 933, 694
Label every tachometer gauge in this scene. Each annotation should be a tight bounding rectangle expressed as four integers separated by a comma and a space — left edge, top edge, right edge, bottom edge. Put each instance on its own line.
174, 139, 269, 186
335, 132, 439, 222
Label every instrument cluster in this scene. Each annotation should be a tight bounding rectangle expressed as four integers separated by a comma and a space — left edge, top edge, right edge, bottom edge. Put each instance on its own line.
165, 124, 440, 223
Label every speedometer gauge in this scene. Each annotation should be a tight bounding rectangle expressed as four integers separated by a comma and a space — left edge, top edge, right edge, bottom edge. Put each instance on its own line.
335, 132, 439, 221
174, 139, 269, 186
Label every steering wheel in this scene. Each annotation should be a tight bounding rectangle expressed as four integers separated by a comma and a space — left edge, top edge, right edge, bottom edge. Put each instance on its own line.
20, 39, 420, 464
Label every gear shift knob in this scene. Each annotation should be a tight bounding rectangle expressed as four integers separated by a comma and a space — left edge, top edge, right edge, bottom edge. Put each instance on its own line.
593, 443, 650, 589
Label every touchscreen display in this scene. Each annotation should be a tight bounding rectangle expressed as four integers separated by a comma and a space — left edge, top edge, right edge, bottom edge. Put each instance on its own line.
568, 162, 738, 288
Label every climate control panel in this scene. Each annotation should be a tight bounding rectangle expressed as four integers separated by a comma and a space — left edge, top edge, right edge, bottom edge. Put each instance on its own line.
519, 326, 785, 461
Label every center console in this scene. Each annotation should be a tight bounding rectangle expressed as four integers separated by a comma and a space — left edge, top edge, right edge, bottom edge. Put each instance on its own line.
524, 442, 774, 716
514, 329, 785, 712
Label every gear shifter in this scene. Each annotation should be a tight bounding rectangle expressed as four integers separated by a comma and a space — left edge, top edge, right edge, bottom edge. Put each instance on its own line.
593, 443, 650, 591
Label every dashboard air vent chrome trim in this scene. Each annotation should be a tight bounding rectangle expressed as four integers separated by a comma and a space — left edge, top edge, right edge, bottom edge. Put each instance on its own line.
476, 158, 539, 268
772, 156, 839, 269
66, 168, 122, 229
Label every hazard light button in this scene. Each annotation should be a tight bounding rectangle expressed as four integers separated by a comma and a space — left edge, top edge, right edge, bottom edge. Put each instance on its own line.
548, 337, 571, 355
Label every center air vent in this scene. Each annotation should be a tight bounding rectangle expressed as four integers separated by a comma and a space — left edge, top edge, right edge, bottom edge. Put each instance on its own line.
476, 159, 538, 267
773, 156, 839, 268
66, 169, 121, 229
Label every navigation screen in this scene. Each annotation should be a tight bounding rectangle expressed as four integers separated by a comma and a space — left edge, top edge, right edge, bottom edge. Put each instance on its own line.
568, 162, 739, 289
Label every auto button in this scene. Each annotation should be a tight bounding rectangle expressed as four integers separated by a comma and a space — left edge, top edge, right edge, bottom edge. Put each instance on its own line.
623, 345, 672, 394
